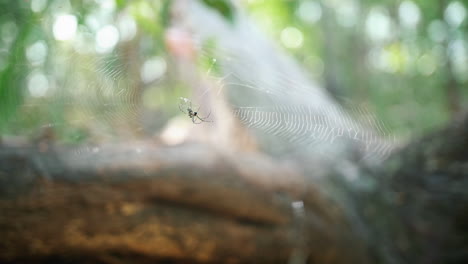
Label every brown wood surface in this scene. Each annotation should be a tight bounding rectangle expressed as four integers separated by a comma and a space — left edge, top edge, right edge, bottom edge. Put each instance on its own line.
0, 141, 369, 264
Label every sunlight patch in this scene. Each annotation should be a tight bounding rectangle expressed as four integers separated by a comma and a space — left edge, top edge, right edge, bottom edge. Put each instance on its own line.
297, 1, 322, 24
96, 25, 119, 53
445, 1, 466, 28
366, 8, 393, 42
280, 27, 304, 49
141, 57, 167, 84
53, 14, 77, 41
399, 1, 421, 29
31, 0, 47, 13
28, 72, 49, 97
26, 41, 48, 65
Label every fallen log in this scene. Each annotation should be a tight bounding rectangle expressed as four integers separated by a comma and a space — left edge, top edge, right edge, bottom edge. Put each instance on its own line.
0, 140, 369, 263
356, 113, 468, 264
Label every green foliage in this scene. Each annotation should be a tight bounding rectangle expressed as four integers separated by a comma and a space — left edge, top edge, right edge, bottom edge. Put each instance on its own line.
0, 0, 465, 142
198, 38, 222, 76
244, 0, 467, 137
201, 0, 235, 23
159, 0, 172, 28
115, 0, 127, 10
0, 9, 33, 131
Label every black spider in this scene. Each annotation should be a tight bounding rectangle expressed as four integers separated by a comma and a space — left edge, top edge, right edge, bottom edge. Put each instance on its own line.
179, 98, 212, 124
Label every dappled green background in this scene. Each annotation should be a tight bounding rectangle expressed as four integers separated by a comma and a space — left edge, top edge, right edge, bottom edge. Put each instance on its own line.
0, 0, 467, 142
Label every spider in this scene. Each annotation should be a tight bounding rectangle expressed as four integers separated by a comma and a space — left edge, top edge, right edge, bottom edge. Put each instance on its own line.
179, 97, 212, 124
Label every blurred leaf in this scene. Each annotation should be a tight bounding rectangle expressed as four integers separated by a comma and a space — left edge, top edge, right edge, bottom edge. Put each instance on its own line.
115, 0, 127, 9
130, 1, 161, 37
0, 21, 32, 131
201, 0, 234, 24
198, 40, 223, 80
160, 0, 172, 27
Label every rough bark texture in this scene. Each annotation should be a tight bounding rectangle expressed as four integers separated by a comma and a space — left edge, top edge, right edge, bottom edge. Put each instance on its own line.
0, 140, 369, 264
1, 115, 467, 264
357, 113, 468, 264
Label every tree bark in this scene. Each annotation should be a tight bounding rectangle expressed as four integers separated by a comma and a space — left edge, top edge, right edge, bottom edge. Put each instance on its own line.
357, 113, 468, 264
1, 114, 467, 263
0, 140, 369, 264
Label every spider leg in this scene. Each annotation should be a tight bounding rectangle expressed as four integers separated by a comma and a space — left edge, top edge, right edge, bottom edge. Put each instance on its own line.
196, 115, 212, 123
197, 110, 212, 121
192, 116, 202, 124
178, 103, 187, 114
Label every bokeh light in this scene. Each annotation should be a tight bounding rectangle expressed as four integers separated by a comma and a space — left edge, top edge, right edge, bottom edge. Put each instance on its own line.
280, 27, 304, 49
53, 14, 78, 41
427, 20, 448, 43
297, 1, 322, 24
399, 1, 421, 29
141, 57, 167, 84
28, 72, 49, 97
444, 1, 466, 28
95, 25, 119, 53
30, 0, 47, 13
366, 8, 393, 42
26, 41, 48, 65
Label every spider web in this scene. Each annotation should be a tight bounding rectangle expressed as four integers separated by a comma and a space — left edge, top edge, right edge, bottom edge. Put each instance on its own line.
18, 49, 143, 140
2, 0, 399, 163
181, 2, 396, 158
194, 34, 396, 160
231, 105, 395, 160
0, 1, 173, 148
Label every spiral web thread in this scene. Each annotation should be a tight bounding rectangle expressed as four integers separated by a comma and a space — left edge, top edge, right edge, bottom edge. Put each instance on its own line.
22, 49, 142, 138
194, 35, 397, 160
232, 104, 396, 159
